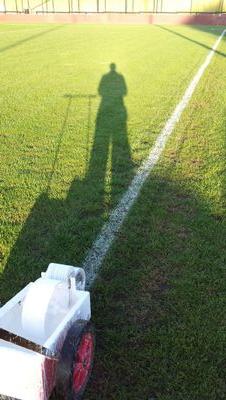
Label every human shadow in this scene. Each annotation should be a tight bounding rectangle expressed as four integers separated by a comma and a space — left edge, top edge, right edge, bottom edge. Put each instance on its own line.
0, 64, 134, 303
83, 63, 131, 208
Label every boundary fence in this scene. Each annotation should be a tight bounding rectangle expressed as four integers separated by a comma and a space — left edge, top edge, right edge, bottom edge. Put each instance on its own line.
0, 0, 226, 14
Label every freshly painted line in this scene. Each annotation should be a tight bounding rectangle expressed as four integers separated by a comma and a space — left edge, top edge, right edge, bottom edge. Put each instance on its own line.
83, 29, 226, 288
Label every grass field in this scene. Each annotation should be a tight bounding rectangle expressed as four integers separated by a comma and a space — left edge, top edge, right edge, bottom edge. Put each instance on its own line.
0, 24, 226, 399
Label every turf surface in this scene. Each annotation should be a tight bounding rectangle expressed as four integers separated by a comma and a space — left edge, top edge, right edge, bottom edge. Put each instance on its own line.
0, 24, 226, 399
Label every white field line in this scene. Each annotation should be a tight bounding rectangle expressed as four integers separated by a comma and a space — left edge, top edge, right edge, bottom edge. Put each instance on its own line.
83, 29, 226, 288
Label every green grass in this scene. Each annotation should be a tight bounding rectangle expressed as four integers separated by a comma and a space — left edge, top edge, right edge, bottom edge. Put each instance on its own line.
0, 24, 226, 399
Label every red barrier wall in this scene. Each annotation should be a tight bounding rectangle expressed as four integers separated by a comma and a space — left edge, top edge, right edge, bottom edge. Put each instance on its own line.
0, 12, 226, 25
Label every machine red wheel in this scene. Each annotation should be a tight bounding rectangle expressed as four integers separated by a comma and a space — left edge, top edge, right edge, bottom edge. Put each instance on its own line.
55, 320, 95, 400
73, 332, 94, 395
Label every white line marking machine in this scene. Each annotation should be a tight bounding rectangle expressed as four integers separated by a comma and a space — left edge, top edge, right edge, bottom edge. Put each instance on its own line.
0, 263, 95, 400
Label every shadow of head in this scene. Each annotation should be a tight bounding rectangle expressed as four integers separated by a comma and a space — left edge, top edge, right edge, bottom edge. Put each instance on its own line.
110, 62, 116, 72
99, 62, 127, 101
